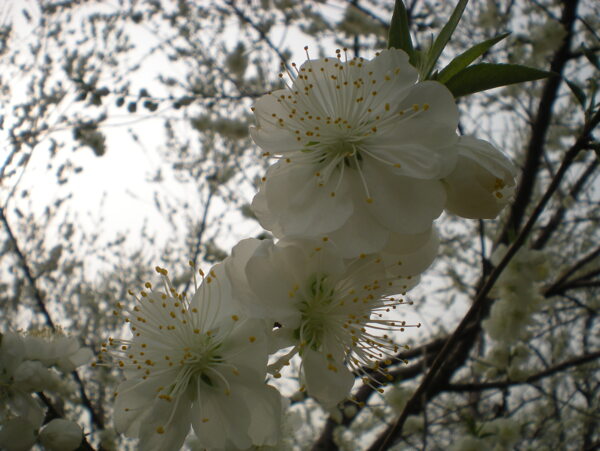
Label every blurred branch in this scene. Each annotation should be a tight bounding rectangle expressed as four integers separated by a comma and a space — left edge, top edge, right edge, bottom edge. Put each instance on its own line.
499, 0, 580, 244
533, 157, 598, 249
343, 0, 389, 28
225, 0, 291, 71
445, 350, 600, 392
545, 245, 600, 296
0, 206, 55, 329
182, 188, 215, 295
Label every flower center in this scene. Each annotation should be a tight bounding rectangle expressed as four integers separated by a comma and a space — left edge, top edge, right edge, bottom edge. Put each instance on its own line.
297, 274, 337, 350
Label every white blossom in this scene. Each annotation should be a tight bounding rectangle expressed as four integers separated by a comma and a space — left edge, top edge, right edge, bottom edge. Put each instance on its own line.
0, 417, 38, 451
0, 329, 91, 437
39, 418, 83, 451
100, 263, 282, 451
226, 238, 420, 408
483, 245, 549, 343
250, 48, 460, 257
20, 328, 93, 373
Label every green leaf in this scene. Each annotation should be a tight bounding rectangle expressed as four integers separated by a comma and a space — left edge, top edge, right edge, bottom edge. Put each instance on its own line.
388, 0, 415, 64
444, 63, 555, 97
565, 79, 587, 110
582, 46, 600, 70
437, 33, 510, 83
421, 0, 468, 79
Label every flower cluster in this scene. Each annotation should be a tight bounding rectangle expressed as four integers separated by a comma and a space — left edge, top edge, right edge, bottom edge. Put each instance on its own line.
0, 329, 91, 451
251, 48, 515, 257
483, 245, 549, 344
104, 47, 516, 450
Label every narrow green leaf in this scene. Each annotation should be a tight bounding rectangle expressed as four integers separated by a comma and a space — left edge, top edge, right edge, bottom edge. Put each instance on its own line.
582, 46, 600, 70
437, 33, 510, 83
388, 0, 414, 62
422, 0, 468, 79
565, 79, 587, 110
444, 63, 555, 97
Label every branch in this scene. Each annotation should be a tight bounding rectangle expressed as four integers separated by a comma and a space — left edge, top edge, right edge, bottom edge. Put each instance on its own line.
532, 158, 598, 249
0, 206, 55, 329
545, 245, 600, 296
182, 188, 215, 294
499, 0, 580, 244
445, 350, 600, 392
224, 0, 290, 71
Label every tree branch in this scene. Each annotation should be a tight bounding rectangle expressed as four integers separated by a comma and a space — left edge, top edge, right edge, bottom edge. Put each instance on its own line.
499, 0, 580, 244
445, 350, 600, 392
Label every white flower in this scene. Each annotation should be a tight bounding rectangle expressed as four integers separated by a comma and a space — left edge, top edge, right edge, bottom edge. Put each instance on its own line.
0, 417, 38, 451
12, 360, 62, 392
483, 245, 548, 343
226, 238, 419, 408
39, 419, 83, 451
0, 332, 48, 430
442, 136, 516, 219
100, 263, 281, 451
250, 48, 460, 257
20, 327, 93, 372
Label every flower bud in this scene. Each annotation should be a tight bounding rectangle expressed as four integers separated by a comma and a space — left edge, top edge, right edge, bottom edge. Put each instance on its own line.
39, 419, 82, 451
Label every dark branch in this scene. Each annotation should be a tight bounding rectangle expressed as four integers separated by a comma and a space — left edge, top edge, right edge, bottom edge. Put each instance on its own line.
499, 0, 580, 244
445, 350, 600, 392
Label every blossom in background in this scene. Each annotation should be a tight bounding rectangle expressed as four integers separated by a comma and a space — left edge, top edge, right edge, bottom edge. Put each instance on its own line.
483, 245, 549, 344
0, 329, 92, 451
100, 263, 281, 451
442, 137, 517, 219
250, 48, 460, 257
226, 238, 421, 408
39, 419, 83, 451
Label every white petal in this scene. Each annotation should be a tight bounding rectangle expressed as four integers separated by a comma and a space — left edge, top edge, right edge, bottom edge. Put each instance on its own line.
0, 417, 38, 451
368, 49, 418, 88
244, 384, 283, 447
226, 238, 271, 317
327, 186, 390, 258
8, 390, 45, 429
363, 162, 446, 234
363, 81, 459, 179
138, 396, 192, 451
382, 228, 440, 278
302, 348, 354, 408
250, 188, 283, 237
221, 318, 271, 377
256, 161, 354, 238
39, 419, 82, 451
113, 373, 175, 437
191, 387, 252, 450
244, 242, 305, 325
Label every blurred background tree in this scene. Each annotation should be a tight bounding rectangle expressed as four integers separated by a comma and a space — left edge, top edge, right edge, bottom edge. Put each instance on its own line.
0, 0, 598, 449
